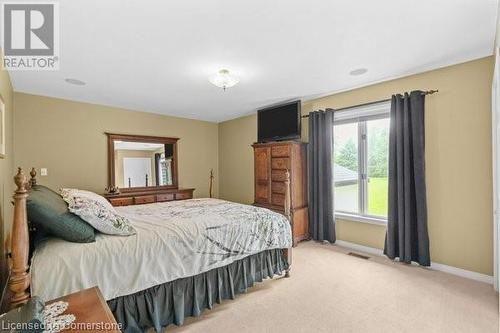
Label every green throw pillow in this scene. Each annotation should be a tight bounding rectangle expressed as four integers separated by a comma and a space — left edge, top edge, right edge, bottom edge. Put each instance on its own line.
27, 185, 95, 243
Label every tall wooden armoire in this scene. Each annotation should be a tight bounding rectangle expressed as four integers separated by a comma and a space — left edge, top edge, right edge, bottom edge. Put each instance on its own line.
252, 141, 308, 246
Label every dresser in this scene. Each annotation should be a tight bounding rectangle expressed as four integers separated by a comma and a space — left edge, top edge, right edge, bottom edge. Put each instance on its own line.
104, 188, 194, 207
252, 141, 308, 246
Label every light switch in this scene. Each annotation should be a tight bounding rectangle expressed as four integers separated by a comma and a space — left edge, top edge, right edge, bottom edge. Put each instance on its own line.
40, 168, 48, 176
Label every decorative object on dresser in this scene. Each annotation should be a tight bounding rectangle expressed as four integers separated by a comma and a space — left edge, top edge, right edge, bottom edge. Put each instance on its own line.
104, 185, 120, 195
105, 133, 194, 206
0, 296, 44, 332
252, 141, 308, 246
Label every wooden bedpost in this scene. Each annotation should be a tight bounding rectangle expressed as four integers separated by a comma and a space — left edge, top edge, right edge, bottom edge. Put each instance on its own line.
283, 169, 292, 277
209, 169, 214, 198
8, 168, 31, 309
29, 167, 37, 187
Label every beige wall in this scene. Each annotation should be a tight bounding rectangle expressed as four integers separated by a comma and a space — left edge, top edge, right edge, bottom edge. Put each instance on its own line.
0, 52, 14, 295
13, 93, 219, 199
218, 114, 257, 204
0, 57, 14, 239
219, 56, 495, 275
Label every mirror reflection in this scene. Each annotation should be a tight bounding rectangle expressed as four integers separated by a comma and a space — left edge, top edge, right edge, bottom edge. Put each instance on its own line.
114, 141, 174, 188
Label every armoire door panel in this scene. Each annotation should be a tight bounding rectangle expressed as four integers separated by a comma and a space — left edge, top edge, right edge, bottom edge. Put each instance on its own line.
255, 184, 270, 204
255, 148, 271, 180
254, 147, 271, 204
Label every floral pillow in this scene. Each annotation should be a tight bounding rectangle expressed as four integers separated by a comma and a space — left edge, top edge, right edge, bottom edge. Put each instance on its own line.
60, 188, 136, 236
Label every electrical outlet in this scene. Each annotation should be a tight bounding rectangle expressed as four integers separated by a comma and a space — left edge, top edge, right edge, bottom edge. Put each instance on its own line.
40, 168, 48, 176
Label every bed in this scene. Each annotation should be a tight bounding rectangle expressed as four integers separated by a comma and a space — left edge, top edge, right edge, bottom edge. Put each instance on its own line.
7, 168, 293, 332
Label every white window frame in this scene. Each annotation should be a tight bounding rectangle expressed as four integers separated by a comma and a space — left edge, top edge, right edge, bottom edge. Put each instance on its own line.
334, 101, 390, 225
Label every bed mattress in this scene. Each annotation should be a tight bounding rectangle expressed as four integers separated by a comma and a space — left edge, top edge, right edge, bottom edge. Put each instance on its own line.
30, 198, 292, 301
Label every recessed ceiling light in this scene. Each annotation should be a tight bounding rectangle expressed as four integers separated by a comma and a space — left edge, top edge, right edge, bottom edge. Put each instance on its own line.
64, 78, 86, 86
209, 69, 239, 91
349, 68, 368, 76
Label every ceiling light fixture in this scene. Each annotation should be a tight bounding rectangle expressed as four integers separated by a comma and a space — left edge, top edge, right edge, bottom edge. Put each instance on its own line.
209, 69, 239, 91
64, 78, 86, 86
349, 68, 368, 76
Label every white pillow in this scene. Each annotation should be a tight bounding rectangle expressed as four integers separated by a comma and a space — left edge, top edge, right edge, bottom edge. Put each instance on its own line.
60, 188, 136, 236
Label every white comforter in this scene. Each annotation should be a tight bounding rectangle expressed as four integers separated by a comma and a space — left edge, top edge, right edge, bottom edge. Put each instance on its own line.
31, 199, 292, 301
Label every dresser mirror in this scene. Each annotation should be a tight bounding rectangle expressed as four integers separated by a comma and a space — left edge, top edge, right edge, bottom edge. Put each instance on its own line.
106, 133, 179, 192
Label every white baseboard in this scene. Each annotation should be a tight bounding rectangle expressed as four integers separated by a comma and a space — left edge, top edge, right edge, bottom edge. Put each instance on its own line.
334, 240, 494, 285
428, 262, 494, 284
336, 240, 384, 256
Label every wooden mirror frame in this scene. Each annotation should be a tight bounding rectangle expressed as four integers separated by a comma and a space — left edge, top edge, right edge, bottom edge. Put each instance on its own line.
106, 133, 179, 193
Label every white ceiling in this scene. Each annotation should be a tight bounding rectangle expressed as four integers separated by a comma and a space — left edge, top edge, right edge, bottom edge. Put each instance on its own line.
8, 0, 499, 122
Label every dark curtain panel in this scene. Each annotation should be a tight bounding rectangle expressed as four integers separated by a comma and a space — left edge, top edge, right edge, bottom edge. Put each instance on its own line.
308, 110, 336, 242
384, 91, 430, 266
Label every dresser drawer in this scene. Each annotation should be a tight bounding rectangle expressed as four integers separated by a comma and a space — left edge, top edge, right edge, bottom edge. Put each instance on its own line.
175, 192, 192, 200
272, 181, 286, 194
271, 157, 291, 170
156, 193, 174, 202
105, 189, 195, 206
271, 170, 287, 181
271, 145, 291, 157
134, 195, 156, 205
272, 193, 285, 207
109, 197, 134, 206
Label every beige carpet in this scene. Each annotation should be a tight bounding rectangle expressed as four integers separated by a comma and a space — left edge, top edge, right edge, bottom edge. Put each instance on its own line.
165, 241, 498, 333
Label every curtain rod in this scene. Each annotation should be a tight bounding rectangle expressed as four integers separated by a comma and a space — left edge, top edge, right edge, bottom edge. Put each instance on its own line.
301, 89, 438, 118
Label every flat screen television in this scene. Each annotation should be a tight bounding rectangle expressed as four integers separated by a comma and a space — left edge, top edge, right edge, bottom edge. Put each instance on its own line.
257, 100, 301, 143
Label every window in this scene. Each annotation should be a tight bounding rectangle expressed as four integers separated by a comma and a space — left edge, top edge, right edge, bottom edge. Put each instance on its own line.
333, 102, 390, 223
158, 153, 173, 186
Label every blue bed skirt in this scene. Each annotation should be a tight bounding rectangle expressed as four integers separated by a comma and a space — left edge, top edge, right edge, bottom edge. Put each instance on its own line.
107, 249, 289, 332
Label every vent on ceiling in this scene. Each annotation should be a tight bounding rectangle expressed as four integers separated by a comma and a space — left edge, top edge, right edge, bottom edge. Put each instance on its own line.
347, 252, 370, 260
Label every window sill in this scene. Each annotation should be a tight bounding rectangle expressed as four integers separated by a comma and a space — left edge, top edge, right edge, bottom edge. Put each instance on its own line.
335, 212, 387, 226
